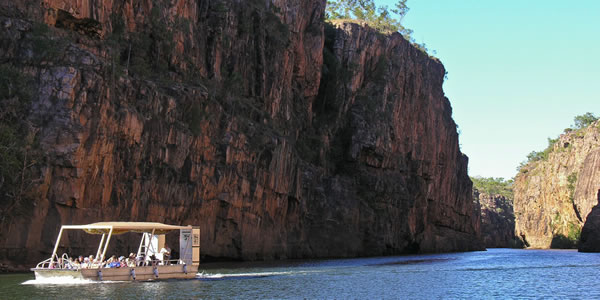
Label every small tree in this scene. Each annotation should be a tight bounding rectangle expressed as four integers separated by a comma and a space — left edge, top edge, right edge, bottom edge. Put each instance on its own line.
326, 0, 412, 37
572, 112, 598, 129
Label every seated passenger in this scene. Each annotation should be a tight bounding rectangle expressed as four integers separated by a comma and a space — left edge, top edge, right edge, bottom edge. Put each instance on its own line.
88, 255, 96, 268
82, 257, 90, 268
118, 256, 126, 268
107, 255, 120, 268
126, 253, 136, 267
72, 257, 81, 268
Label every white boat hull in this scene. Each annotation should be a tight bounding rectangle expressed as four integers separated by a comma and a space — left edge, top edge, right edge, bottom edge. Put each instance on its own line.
32, 264, 199, 281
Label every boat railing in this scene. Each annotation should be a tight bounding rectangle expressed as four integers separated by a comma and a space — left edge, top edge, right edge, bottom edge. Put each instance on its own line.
35, 253, 76, 269
35, 257, 188, 270
35, 257, 54, 269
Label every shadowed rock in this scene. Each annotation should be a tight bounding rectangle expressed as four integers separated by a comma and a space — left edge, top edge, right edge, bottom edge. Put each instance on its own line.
578, 190, 600, 252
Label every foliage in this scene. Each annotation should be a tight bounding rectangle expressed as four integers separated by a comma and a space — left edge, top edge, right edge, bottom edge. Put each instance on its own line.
567, 172, 577, 203
567, 222, 581, 243
523, 137, 558, 165
0, 64, 39, 221
29, 22, 68, 63
471, 176, 513, 199
518, 113, 598, 173
325, 0, 412, 36
572, 112, 598, 130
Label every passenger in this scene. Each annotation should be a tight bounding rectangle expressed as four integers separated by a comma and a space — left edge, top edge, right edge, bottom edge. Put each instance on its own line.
65, 258, 74, 269
76, 255, 84, 268
136, 255, 144, 267
107, 255, 120, 268
150, 254, 157, 266
88, 255, 95, 268
82, 257, 90, 268
72, 257, 81, 268
160, 244, 172, 265
126, 253, 136, 267
119, 256, 126, 268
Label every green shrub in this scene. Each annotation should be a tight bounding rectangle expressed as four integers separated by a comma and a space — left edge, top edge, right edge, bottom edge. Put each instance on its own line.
567, 172, 577, 203
471, 176, 513, 199
568, 222, 581, 243
326, 0, 412, 37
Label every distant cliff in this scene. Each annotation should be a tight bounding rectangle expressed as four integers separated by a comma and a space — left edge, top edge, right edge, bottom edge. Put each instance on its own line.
0, 0, 482, 269
514, 120, 600, 248
475, 191, 522, 248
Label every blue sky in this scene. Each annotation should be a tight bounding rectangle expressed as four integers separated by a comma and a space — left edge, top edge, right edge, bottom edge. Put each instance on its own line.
377, 0, 600, 179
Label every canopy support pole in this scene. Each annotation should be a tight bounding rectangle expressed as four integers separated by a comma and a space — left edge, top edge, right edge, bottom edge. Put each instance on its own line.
95, 233, 106, 260
144, 229, 156, 264
100, 227, 113, 262
50, 227, 64, 265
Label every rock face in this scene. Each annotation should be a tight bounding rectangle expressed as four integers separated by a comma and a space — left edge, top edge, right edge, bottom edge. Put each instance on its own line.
514, 121, 600, 248
476, 191, 522, 248
0, 0, 482, 269
579, 191, 600, 252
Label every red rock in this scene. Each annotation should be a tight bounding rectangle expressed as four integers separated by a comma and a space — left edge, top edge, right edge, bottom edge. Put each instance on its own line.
0, 0, 482, 269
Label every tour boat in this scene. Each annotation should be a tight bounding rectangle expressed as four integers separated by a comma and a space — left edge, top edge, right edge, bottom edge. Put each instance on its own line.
31, 222, 200, 281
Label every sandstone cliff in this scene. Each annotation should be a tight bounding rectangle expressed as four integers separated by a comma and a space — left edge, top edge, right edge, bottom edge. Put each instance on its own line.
579, 190, 600, 252
476, 191, 522, 248
514, 121, 600, 248
0, 0, 482, 269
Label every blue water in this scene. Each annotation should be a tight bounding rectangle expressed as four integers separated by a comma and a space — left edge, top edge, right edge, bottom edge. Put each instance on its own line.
2, 249, 600, 299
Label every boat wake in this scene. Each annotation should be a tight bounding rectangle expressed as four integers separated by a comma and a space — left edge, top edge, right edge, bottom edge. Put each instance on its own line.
196, 270, 318, 281
21, 277, 120, 285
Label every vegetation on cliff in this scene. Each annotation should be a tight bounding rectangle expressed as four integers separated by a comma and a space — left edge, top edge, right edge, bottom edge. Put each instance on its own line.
325, 0, 411, 35
0, 63, 41, 224
471, 176, 513, 199
518, 113, 599, 172
472, 177, 522, 248
325, 1, 434, 54
514, 112, 600, 249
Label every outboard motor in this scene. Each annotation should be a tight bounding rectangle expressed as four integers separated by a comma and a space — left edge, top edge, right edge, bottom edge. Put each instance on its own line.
153, 266, 159, 278
97, 270, 103, 281
130, 268, 136, 280
183, 264, 188, 274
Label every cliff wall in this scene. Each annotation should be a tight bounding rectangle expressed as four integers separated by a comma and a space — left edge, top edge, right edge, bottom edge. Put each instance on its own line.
0, 0, 482, 269
514, 121, 600, 248
476, 191, 522, 248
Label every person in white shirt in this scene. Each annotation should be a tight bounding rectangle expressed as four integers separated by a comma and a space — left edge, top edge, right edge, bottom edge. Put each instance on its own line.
160, 244, 171, 265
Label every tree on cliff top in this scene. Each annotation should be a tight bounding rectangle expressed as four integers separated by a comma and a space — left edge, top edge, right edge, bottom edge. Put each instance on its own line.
517, 112, 598, 173
471, 176, 514, 199
326, 0, 413, 36
572, 112, 598, 130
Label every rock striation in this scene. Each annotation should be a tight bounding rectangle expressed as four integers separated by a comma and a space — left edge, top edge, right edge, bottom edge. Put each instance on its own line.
0, 0, 482, 269
476, 191, 522, 248
514, 121, 600, 248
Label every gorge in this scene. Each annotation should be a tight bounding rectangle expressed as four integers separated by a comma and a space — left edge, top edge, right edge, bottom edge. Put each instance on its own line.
0, 0, 484, 270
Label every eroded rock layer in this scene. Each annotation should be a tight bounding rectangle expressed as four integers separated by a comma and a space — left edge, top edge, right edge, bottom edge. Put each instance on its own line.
0, 0, 482, 269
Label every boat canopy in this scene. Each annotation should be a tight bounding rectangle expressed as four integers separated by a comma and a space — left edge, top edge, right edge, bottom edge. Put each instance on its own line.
61, 222, 192, 235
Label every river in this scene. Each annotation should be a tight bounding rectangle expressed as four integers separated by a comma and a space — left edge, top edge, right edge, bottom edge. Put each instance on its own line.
2, 249, 599, 299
